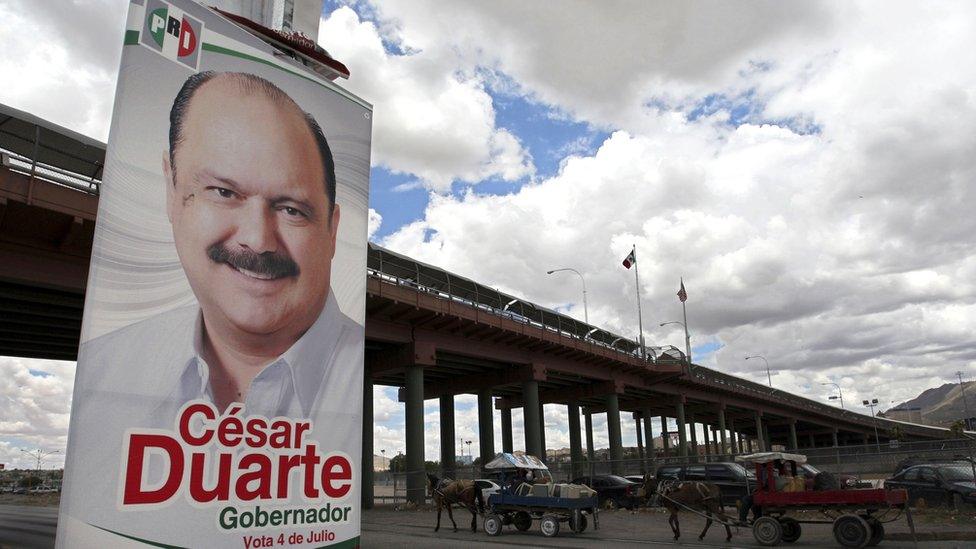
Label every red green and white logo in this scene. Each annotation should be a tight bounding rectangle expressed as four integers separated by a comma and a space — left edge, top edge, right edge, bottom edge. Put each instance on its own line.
139, 0, 203, 70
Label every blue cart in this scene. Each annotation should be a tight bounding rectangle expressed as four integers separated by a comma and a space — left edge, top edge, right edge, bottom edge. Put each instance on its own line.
482, 490, 600, 538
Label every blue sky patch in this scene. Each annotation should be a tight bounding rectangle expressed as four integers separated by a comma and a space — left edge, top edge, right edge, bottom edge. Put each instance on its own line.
369, 166, 428, 240
28, 369, 51, 378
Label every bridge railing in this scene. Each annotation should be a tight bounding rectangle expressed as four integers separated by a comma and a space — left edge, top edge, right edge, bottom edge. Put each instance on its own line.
366, 243, 678, 365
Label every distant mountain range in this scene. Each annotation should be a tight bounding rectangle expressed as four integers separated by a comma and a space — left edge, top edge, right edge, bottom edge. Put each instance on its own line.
884, 382, 976, 427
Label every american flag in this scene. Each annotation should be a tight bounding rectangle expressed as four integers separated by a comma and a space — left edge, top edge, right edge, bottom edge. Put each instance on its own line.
677, 279, 687, 302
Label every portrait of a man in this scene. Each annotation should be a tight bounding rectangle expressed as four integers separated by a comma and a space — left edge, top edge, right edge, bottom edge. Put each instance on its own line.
75, 71, 361, 420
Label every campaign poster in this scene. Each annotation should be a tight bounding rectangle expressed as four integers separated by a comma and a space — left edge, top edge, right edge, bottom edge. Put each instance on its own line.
57, 1, 371, 547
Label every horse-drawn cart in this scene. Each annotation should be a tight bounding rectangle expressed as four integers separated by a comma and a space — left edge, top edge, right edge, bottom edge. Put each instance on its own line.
479, 453, 599, 538
482, 489, 600, 538
737, 452, 915, 548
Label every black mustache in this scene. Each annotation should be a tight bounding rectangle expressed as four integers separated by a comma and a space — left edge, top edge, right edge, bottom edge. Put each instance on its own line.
207, 243, 299, 279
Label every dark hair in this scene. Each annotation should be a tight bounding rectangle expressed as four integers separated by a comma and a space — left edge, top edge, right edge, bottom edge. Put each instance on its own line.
168, 71, 337, 209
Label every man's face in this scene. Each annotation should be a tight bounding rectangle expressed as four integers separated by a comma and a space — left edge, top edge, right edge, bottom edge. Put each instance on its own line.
164, 79, 339, 341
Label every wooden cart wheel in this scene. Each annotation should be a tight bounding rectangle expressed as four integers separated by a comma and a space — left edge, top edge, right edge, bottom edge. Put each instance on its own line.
779, 517, 802, 543
483, 514, 503, 537
569, 510, 588, 533
833, 514, 870, 548
864, 517, 884, 547
512, 511, 532, 532
753, 516, 783, 546
540, 515, 560, 537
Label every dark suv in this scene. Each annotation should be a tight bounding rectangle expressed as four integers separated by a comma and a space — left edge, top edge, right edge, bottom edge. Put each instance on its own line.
570, 475, 639, 509
885, 464, 976, 509
654, 462, 755, 507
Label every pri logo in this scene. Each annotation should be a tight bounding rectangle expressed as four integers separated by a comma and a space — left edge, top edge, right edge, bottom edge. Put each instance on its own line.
140, 0, 203, 70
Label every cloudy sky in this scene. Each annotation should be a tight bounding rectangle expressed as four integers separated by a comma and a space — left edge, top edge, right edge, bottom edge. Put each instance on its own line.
2, 0, 976, 469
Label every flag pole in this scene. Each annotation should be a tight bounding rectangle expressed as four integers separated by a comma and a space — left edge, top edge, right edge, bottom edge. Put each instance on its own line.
681, 277, 691, 365
633, 244, 646, 360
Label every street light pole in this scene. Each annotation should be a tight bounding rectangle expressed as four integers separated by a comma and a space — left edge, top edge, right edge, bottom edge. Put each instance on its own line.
863, 398, 882, 453
19, 449, 59, 491
821, 382, 846, 409
745, 355, 772, 387
660, 321, 692, 365
958, 371, 972, 430
547, 268, 588, 325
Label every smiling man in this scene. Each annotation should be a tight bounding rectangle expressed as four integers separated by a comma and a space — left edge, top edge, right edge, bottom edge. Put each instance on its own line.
157, 70, 353, 415
76, 71, 361, 420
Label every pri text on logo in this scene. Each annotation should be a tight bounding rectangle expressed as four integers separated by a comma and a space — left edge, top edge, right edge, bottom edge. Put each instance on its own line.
139, 0, 203, 70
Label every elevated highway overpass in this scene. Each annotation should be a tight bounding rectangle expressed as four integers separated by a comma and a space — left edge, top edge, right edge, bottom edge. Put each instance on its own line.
0, 102, 956, 505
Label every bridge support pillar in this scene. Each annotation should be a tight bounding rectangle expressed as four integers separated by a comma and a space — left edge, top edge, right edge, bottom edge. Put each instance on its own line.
808, 433, 816, 448
832, 430, 839, 448
660, 416, 671, 457
568, 400, 583, 479
676, 401, 689, 458
788, 420, 798, 451
522, 381, 543, 458
362, 372, 373, 509
689, 415, 699, 461
635, 414, 645, 470
584, 408, 596, 472
539, 400, 547, 462
405, 365, 425, 505
718, 408, 728, 456
754, 412, 766, 452
643, 407, 655, 470
703, 422, 712, 460
477, 389, 494, 468
439, 395, 455, 479
501, 407, 514, 453
606, 393, 623, 474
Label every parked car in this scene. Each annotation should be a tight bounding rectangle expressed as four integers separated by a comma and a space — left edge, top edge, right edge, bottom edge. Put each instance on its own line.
796, 463, 870, 490
570, 475, 639, 509
885, 463, 976, 509
654, 462, 755, 507
473, 479, 502, 499
624, 475, 648, 485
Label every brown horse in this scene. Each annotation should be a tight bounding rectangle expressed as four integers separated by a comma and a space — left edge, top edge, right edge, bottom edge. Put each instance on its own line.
426, 473, 485, 533
642, 474, 733, 542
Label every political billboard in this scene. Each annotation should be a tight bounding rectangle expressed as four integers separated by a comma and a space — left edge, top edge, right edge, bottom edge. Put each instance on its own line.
57, 1, 371, 547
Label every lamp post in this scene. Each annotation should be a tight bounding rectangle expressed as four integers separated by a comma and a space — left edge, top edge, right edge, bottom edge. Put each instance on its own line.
744, 355, 772, 387
660, 321, 692, 365
465, 440, 472, 463
547, 268, 588, 325
862, 398, 882, 453
19, 449, 59, 491
821, 382, 846, 409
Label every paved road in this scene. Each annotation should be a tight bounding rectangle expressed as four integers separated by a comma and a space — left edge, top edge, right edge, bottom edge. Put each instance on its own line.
0, 505, 57, 549
1, 503, 972, 548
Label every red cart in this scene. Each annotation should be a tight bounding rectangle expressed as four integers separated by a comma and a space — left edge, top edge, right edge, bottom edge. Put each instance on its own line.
737, 452, 915, 548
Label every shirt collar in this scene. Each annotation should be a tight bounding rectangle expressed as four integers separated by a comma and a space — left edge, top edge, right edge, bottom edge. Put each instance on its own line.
178, 292, 344, 417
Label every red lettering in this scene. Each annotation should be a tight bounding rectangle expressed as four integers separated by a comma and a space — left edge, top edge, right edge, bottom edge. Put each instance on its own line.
188, 452, 231, 502
300, 444, 321, 498
245, 417, 269, 447
122, 434, 183, 505
276, 453, 302, 498
179, 402, 215, 446
236, 454, 273, 501
321, 455, 352, 498
217, 410, 243, 447
268, 420, 291, 448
